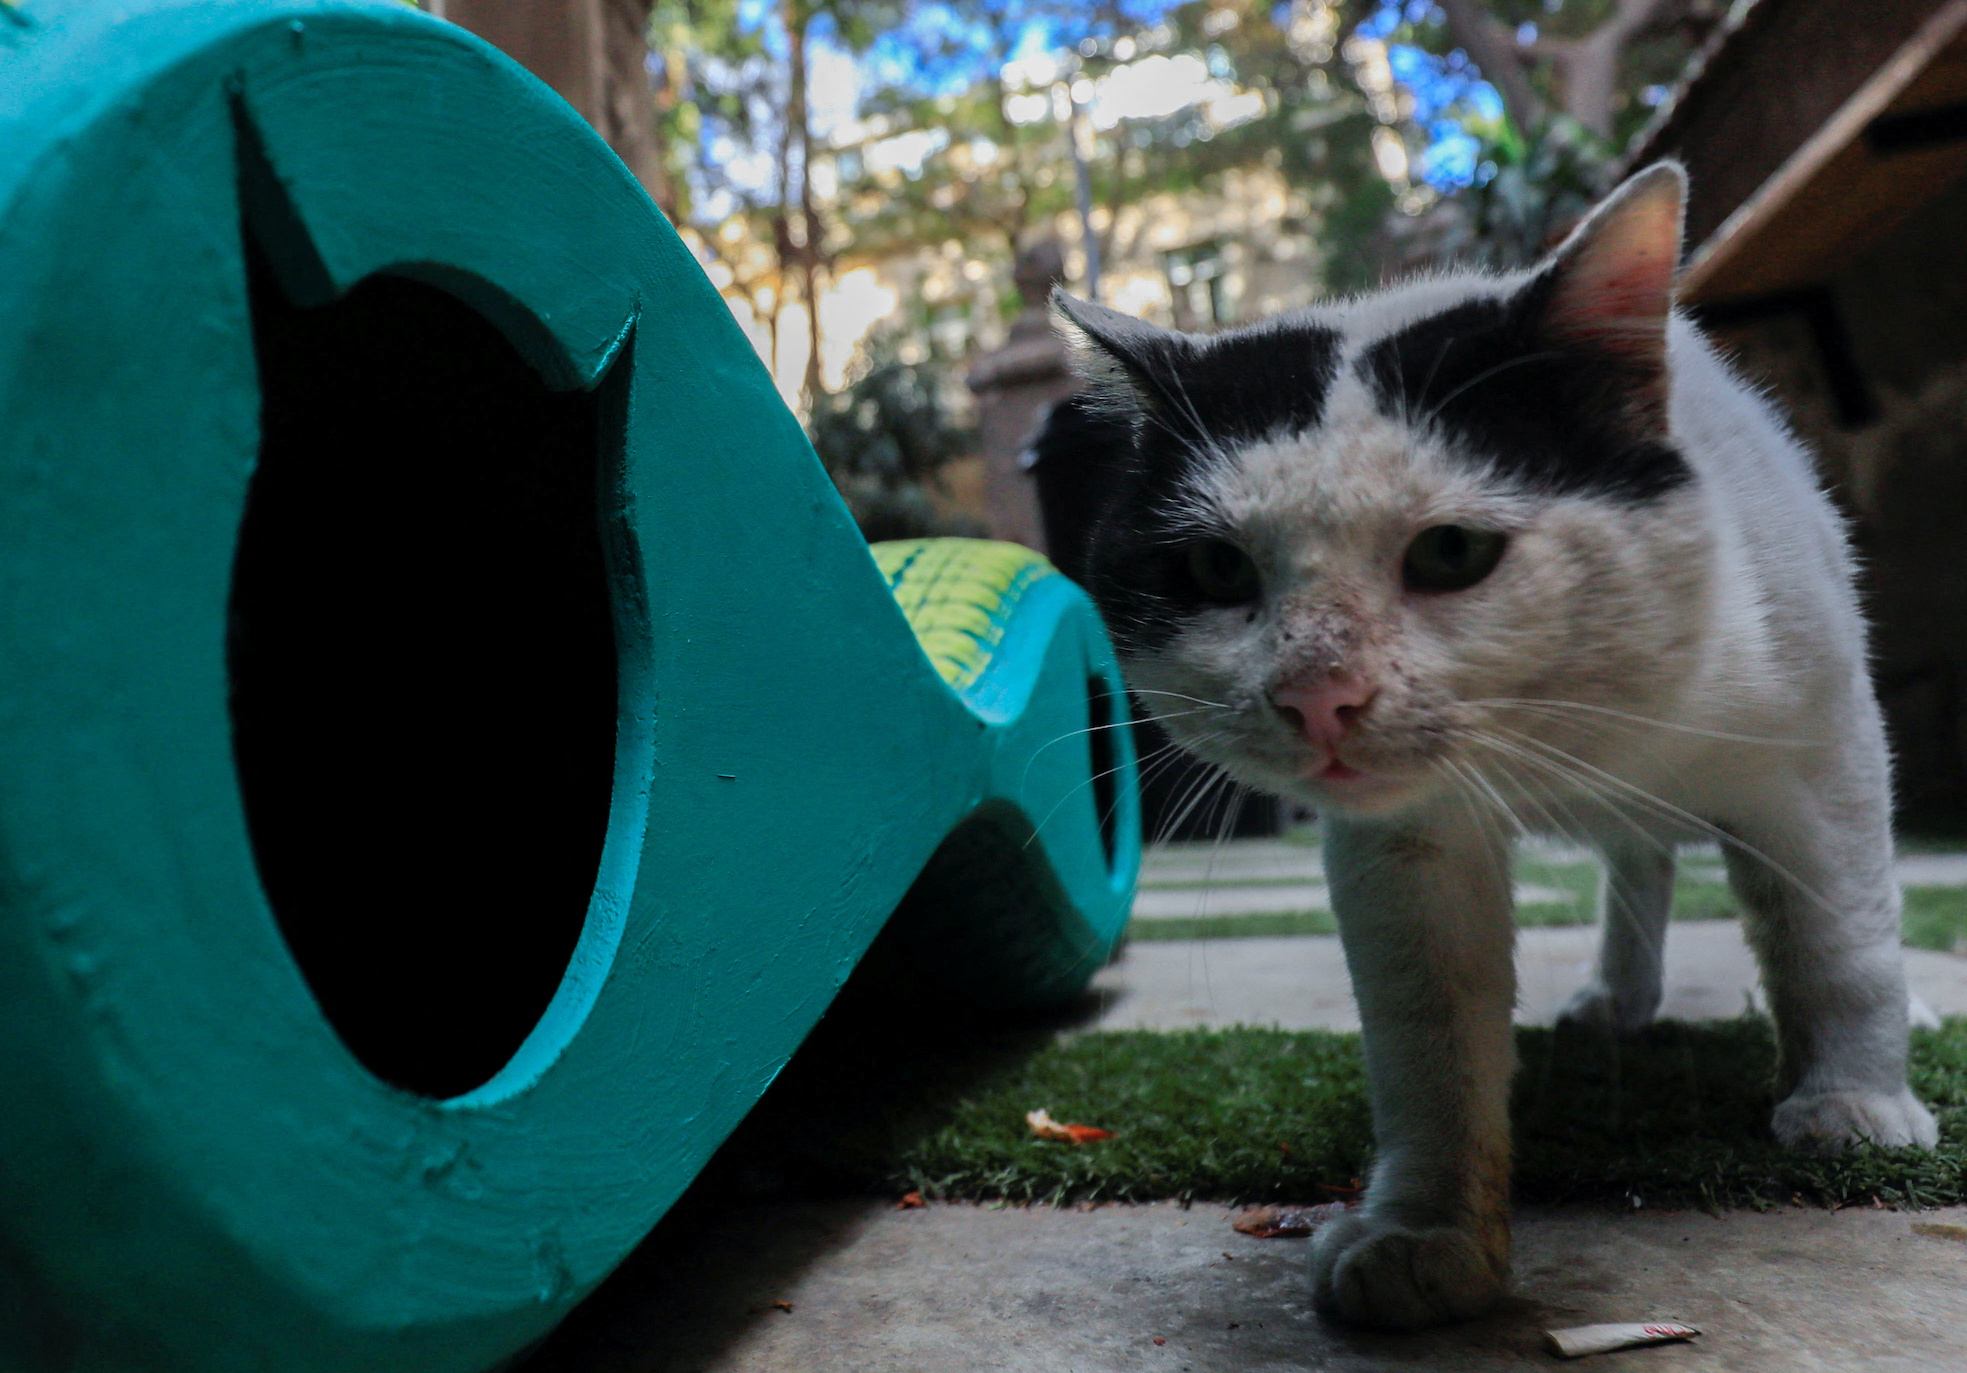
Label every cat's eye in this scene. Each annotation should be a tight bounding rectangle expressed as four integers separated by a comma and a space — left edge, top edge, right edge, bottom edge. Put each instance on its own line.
1403, 525, 1507, 593
1184, 538, 1261, 605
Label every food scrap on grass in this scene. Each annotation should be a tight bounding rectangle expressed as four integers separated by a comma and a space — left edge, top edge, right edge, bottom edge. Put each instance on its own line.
1024, 1107, 1115, 1145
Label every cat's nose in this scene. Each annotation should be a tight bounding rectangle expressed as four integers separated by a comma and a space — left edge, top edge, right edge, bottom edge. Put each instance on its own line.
1271, 674, 1376, 752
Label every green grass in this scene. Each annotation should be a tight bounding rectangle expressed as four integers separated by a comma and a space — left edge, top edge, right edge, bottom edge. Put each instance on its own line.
1128, 858, 1748, 940
1904, 887, 1967, 954
1129, 910, 1336, 940
697, 952, 1967, 1212
877, 1020, 1967, 1210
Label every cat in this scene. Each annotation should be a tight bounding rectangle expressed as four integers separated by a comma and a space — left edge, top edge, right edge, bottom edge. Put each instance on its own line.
1039, 161, 1938, 1331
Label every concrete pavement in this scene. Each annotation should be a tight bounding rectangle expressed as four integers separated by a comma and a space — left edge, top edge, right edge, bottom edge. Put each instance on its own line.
1086, 921, 1967, 1032
523, 1199, 1967, 1372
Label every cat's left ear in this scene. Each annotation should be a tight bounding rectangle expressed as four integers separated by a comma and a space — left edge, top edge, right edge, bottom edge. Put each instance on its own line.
1532, 161, 1685, 419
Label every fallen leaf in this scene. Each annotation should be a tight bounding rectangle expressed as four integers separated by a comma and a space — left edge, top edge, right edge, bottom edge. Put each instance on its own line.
1152, 1336, 1166, 1346
1231, 1202, 1351, 1239
897, 1191, 925, 1210
1025, 1107, 1116, 1145
771, 1300, 794, 1314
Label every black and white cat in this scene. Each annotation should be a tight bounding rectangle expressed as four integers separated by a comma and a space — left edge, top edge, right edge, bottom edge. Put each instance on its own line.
1042, 162, 1937, 1330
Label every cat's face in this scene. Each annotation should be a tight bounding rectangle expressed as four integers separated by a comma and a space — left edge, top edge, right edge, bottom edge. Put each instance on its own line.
1053, 164, 1713, 819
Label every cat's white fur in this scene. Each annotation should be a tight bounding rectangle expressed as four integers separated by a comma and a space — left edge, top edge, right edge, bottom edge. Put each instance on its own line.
1093, 166, 1937, 1329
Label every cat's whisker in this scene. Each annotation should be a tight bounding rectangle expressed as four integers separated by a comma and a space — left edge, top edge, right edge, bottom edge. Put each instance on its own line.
1468, 697, 1818, 748
1020, 707, 1230, 797
1460, 726, 1839, 919
1017, 732, 1215, 854
1459, 745, 1682, 965
1128, 689, 1235, 709
1408, 334, 1458, 432
1161, 752, 1249, 850
1154, 758, 1238, 848
1440, 753, 1526, 839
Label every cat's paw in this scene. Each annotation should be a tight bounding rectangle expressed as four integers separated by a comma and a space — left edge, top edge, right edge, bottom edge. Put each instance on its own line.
1556, 979, 1658, 1034
1772, 1087, 1938, 1152
1308, 1210, 1507, 1330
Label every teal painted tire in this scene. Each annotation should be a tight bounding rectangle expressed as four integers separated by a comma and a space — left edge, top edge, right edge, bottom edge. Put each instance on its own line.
0, 4, 1138, 1369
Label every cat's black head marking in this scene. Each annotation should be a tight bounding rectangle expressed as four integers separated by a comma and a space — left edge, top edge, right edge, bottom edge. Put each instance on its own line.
1355, 277, 1692, 504
1044, 299, 1343, 654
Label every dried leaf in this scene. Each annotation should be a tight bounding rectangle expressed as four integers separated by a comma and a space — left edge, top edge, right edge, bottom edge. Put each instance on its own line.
1025, 1107, 1115, 1145
897, 1191, 926, 1210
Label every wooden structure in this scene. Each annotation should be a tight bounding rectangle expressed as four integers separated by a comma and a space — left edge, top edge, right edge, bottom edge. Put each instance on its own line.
1634, 0, 1967, 816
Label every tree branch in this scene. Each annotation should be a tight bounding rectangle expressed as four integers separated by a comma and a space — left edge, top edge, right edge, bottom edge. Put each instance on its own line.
1436, 0, 1545, 132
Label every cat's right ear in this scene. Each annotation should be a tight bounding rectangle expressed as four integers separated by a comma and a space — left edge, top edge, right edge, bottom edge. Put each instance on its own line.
1051, 289, 1189, 420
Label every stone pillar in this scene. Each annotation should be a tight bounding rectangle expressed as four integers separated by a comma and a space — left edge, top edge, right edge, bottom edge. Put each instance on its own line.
965, 241, 1076, 553
440, 0, 670, 213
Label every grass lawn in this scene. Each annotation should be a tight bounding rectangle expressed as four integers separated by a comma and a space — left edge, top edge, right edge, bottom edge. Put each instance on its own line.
695, 950, 1967, 1213
1132, 843, 1967, 949
1128, 853, 1744, 941
688, 838, 1967, 1216
1904, 886, 1967, 954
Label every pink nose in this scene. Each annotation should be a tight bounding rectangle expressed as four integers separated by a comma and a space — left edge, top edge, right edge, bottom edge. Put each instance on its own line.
1271, 674, 1376, 752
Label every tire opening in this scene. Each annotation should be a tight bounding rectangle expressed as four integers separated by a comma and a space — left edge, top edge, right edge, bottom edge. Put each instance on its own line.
228, 216, 620, 1099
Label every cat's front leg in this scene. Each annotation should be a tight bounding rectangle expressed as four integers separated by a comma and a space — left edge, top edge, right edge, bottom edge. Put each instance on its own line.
1725, 772, 1937, 1152
1311, 808, 1516, 1329
1558, 839, 1675, 1033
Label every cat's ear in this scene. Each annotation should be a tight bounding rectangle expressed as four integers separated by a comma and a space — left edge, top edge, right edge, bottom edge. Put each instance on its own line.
1531, 161, 1685, 418
1051, 289, 1191, 420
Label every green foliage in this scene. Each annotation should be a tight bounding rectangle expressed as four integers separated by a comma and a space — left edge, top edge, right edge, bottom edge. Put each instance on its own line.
1412, 115, 1613, 268
826, 0, 1392, 304
806, 337, 979, 541
1904, 887, 1967, 954
1129, 910, 1339, 940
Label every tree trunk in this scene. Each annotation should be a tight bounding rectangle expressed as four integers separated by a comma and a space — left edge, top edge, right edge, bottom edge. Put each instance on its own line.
1554, 0, 1668, 138
442, 0, 672, 214
792, 15, 824, 402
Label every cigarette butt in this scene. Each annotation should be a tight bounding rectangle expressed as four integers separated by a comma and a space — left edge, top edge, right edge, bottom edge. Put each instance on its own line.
1543, 1322, 1700, 1358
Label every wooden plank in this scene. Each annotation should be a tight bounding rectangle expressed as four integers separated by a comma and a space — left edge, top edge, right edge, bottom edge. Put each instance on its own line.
1680, 1, 1967, 305
1631, 0, 1948, 247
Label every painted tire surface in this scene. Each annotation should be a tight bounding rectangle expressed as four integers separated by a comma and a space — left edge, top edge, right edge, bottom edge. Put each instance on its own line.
0, 4, 1139, 1371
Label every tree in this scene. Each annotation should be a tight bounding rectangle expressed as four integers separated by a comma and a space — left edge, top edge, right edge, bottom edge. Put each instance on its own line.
807, 334, 980, 540
649, 0, 903, 407
821, 0, 1398, 308
1348, 0, 1721, 271
1425, 0, 1724, 145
